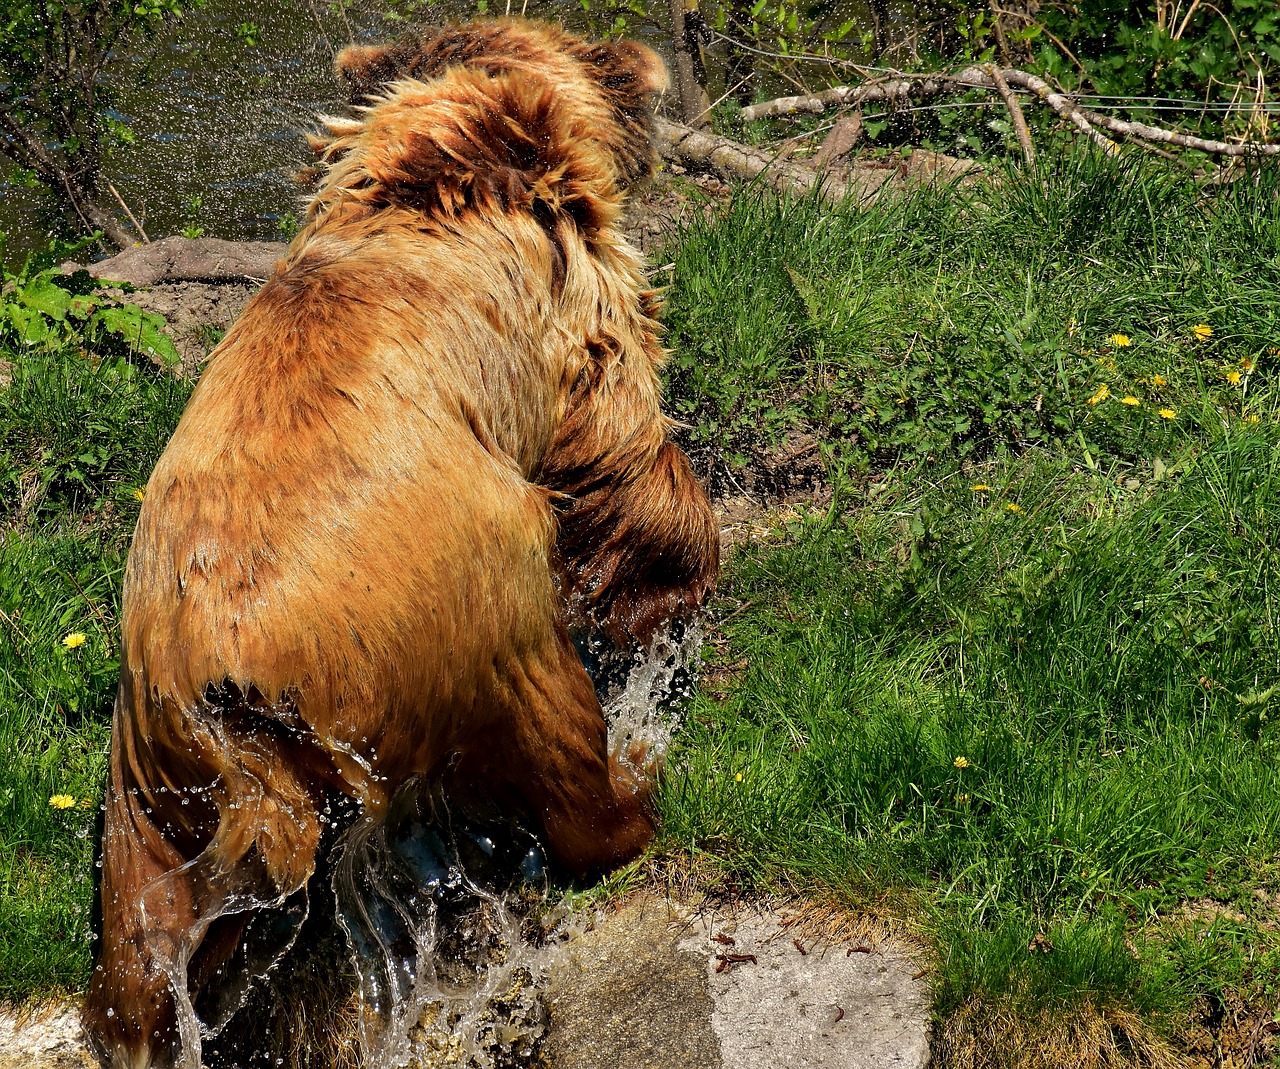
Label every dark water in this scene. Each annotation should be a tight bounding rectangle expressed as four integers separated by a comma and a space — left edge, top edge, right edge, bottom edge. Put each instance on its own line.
1, 0, 363, 262
0, 0, 889, 266
0, 0, 683, 265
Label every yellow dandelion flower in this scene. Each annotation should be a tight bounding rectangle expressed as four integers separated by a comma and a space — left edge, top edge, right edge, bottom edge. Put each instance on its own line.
1193, 324, 1213, 341
49, 794, 75, 810
734, 772, 743, 782
1244, 413, 1261, 424
1150, 374, 1168, 387
61, 632, 86, 650
1097, 355, 1116, 370
970, 484, 990, 492
956, 793, 970, 805
1226, 370, 1242, 386
80, 798, 94, 809
1158, 408, 1177, 420
1086, 385, 1110, 406
1241, 357, 1255, 372
1006, 503, 1023, 513
1120, 395, 1140, 406
1109, 334, 1131, 348
954, 756, 970, 769
133, 488, 146, 502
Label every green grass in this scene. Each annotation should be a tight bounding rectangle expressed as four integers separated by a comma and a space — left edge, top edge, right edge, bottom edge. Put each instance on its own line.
656, 148, 1280, 1063
663, 148, 1280, 482
0, 251, 191, 998
5, 143, 1280, 1063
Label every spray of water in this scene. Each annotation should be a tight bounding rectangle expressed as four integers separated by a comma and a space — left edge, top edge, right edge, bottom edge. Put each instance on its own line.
143, 618, 702, 1069
603, 619, 704, 771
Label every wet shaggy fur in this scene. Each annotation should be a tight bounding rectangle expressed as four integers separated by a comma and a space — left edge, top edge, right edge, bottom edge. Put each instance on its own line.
82, 19, 718, 1069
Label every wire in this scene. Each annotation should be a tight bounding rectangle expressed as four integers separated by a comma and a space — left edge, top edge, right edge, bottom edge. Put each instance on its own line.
705, 25, 1278, 114
705, 27, 902, 76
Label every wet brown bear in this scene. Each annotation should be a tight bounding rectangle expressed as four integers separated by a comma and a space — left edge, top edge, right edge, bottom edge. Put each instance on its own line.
83, 19, 718, 1069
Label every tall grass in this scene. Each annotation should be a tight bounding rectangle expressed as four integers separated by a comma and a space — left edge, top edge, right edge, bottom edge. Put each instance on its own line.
659, 149, 1280, 1062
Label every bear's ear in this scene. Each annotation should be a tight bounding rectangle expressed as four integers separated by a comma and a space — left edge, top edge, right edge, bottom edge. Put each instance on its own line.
569, 38, 668, 186
335, 43, 401, 102
573, 38, 669, 104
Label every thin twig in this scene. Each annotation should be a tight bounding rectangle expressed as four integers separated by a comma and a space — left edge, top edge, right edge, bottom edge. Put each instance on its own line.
991, 9, 1090, 78
987, 64, 1035, 165
107, 182, 149, 243
304, 0, 334, 56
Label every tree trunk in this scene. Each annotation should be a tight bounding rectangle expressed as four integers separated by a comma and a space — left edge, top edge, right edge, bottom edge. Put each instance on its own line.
667, 0, 710, 128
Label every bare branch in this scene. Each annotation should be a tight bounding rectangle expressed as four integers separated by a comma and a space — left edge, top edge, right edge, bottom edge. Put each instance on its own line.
740, 75, 955, 122
955, 67, 1119, 152
987, 64, 1035, 165
1081, 109, 1280, 155
654, 118, 888, 204
739, 66, 1280, 159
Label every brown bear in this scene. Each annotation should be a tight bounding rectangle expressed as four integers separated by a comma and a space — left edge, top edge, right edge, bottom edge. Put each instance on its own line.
82, 19, 718, 1069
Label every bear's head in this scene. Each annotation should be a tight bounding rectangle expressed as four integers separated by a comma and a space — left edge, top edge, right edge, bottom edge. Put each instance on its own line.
306, 19, 667, 230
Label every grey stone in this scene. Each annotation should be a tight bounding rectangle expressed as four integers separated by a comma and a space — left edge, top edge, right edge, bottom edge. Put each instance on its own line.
542, 896, 723, 1069
541, 895, 930, 1069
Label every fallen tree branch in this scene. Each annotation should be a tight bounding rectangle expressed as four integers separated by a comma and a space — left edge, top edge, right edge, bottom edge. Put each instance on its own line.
740, 75, 956, 123
654, 117, 885, 203
987, 64, 1035, 165
656, 117, 836, 199
1079, 109, 1280, 156
741, 67, 1280, 158
957, 67, 1117, 152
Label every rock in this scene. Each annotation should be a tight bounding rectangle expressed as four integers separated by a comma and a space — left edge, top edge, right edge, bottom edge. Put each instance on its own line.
542, 895, 931, 1069
0, 1004, 94, 1069
0, 895, 931, 1069
76, 235, 286, 287
542, 896, 723, 1068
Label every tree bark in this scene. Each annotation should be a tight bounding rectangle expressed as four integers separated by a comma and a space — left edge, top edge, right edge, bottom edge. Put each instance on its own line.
655, 118, 889, 203
667, 0, 710, 128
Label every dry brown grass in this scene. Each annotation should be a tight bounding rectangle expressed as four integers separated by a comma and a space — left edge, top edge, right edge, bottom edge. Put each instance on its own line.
934, 998, 1184, 1069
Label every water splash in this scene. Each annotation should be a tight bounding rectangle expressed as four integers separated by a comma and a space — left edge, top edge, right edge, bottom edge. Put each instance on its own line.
140, 836, 308, 1069
147, 618, 702, 1068
602, 619, 704, 771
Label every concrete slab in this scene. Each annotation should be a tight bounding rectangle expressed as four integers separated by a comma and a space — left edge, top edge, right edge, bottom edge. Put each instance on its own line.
543, 895, 930, 1069
681, 907, 931, 1069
